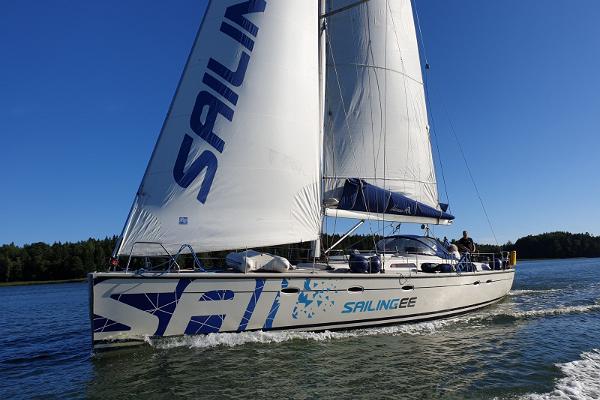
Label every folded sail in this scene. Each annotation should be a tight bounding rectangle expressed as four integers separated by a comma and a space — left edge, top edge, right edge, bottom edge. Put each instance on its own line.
323, 0, 452, 223
329, 179, 454, 224
117, 1, 321, 256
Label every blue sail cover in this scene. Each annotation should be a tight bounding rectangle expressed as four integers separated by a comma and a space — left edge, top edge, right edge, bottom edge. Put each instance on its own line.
337, 179, 454, 221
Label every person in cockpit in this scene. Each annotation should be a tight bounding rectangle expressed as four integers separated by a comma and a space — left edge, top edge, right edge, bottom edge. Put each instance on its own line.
456, 230, 476, 253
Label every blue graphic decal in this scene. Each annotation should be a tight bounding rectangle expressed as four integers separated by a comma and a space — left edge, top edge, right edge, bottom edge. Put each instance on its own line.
93, 314, 131, 333
202, 72, 239, 106
263, 278, 288, 329
110, 278, 192, 336
173, 134, 218, 204
297, 292, 313, 307
172, 0, 267, 204
189, 91, 232, 153
183, 290, 234, 334
220, 22, 255, 51
238, 279, 265, 332
200, 290, 235, 302
207, 53, 249, 87
292, 279, 338, 320
224, 0, 266, 37
185, 315, 226, 334
304, 279, 312, 291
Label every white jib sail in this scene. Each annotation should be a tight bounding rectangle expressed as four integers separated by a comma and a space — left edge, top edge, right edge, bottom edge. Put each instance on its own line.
323, 0, 441, 217
117, 1, 321, 256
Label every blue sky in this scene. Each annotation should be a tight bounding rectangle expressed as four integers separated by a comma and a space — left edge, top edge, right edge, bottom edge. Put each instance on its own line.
1, 0, 599, 246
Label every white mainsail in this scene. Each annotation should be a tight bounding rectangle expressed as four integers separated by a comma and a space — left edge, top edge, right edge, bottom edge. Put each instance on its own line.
323, 0, 448, 222
117, 1, 321, 256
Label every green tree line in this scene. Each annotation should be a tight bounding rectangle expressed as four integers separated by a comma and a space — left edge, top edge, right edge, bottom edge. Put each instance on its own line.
1, 231, 599, 283
0, 237, 117, 283
477, 231, 600, 259
0, 234, 377, 283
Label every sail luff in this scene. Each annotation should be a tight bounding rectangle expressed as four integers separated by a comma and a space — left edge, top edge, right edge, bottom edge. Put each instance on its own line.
113, 2, 213, 258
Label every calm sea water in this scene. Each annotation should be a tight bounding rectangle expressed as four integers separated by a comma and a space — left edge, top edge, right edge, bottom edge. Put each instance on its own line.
1, 259, 599, 399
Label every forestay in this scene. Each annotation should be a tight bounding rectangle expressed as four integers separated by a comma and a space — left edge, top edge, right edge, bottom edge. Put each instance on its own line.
323, 0, 450, 222
117, 1, 321, 256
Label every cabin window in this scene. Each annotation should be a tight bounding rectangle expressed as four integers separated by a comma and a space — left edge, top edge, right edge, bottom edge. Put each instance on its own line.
376, 237, 435, 256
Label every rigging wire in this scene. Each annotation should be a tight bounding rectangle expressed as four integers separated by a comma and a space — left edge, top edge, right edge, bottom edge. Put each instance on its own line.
386, 3, 412, 204
325, 21, 363, 185
412, 0, 499, 246
412, 0, 429, 67
381, 0, 388, 244
442, 102, 500, 246
412, 0, 450, 208
362, 0, 388, 250
361, 1, 385, 224
325, 5, 381, 247
332, 220, 399, 251
425, 87, 451, 207
324, 13, 367, 246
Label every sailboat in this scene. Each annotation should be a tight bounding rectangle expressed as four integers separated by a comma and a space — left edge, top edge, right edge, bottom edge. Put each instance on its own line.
90, 0, 516, 350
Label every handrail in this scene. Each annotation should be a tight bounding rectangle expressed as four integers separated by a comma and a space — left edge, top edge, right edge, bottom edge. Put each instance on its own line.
124, 242, 205, 273
457, 251, 511, 272
455, 252, 472, 273
126, 242, 175, 273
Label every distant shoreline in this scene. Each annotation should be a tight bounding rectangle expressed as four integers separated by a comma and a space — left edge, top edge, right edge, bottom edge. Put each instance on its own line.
2, 232, 599, 285
0, 278, 86, 287
2, 256, 599, 287
517, 256, 600, 262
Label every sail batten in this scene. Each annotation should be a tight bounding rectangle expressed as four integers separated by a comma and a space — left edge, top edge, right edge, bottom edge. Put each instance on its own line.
118, 1, 321, 256
321, 0, 371, 19
326, 63, 424, 84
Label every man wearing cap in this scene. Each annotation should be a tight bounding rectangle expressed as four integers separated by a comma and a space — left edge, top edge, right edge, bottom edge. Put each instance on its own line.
456, 230, 476, 253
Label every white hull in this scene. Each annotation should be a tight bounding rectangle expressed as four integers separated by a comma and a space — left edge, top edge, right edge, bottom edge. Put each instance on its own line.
90, 268, 515, 350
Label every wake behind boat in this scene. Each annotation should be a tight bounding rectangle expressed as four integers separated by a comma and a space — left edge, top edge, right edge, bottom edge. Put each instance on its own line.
90, 0, 516, 350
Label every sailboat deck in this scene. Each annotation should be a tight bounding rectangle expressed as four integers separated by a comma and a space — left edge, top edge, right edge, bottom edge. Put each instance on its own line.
96, 263, 515, 280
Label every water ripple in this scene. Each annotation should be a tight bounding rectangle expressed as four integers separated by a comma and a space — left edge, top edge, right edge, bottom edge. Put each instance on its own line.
3, 259, 600, 399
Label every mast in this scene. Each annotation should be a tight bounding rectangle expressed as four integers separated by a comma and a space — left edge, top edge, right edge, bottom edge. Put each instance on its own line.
311, 0, 329, 260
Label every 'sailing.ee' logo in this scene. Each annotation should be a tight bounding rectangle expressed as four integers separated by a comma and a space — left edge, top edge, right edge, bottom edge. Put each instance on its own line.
172, 1, 267, 204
